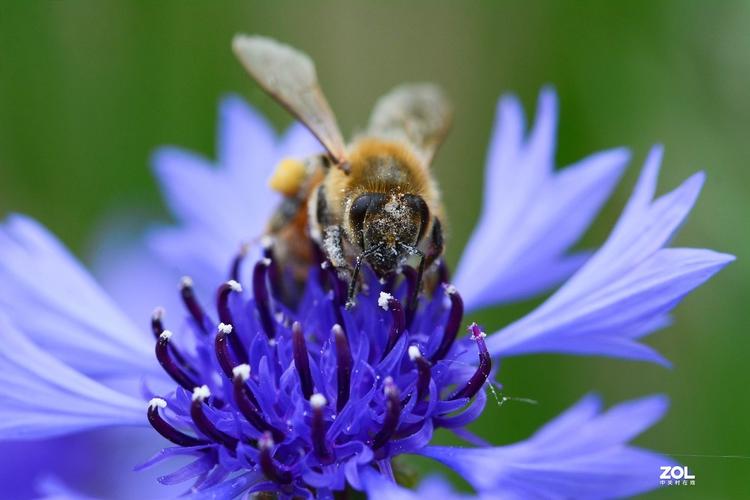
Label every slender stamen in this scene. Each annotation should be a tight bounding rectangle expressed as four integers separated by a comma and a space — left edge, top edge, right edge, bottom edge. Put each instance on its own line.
262, 237, 284, 299
292, 322, 314, 399
217, 280, 242, 324
217, 281, 248, 363
310, 394, 333, 463
380, 293, 406, 359
323, 264, 346, 328
150, 307, 166, 338
400, 266, 418, 328
258, 432, 293, 484
333, 324, 352, 412
437, 258, 450, 285
449, 323, 491, 400
430, 284, 463, 363
147, 398, 206, 447
215, 323, 237, 378
408, 346, 431, 401
180, 276, 209, 335
372, 377, 401, 450
232, 369, 285, 442
229, 243, 250, 283
155, 331, 200, 390
252, 259, 276, 339
190, 386, 238, 449
152, 308, 196, 375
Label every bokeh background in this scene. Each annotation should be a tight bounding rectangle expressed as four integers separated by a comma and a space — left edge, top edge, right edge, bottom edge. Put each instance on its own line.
0, 1, 747, 498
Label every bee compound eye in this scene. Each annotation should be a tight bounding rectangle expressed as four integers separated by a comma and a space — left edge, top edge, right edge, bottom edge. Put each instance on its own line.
349, 193, 386, 248
403, 194, 430, 242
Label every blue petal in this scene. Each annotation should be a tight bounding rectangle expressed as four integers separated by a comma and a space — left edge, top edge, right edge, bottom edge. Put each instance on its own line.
0, 215, 157, 377
30, 427, 183, 499
186, 472, 265, 499
0, 314, 145, 439
485, 147, 734, 362
361, 468, 473, 500
419, 394, 675, 498
455, 88, 629, 310
218, 94, 277, 177
148, 96, 321, 294
91, 233, 184, 326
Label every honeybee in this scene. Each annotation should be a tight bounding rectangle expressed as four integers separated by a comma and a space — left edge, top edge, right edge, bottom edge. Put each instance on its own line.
233, 35, 451, 308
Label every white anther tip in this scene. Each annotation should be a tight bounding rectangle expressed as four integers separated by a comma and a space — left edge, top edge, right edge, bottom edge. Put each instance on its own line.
232, 363, 251, 381
261, 257, 272, 267
310, 393, 327, 409
152, 307, 165, 319
320, 261, 330, 270
408, 345, 422, 361
180, 276, 193, 288
259, 435, 274, 449
227, 280, 243, 292
378, 292, 393, 310
148, 398, 167, 410
444, 284, 458, 295
192, 385, 211, 401
218, 322, 233, 334
260, 235, 274, 249
159, 330, 173, 341
383, 376, 397, 395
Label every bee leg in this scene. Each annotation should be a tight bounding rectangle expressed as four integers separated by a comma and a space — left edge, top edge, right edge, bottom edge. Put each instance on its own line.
322, 225, 348, 270
424, 217, 445, 270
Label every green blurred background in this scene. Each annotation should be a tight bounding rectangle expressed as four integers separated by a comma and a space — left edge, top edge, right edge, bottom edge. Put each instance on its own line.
0, 1, 746, 498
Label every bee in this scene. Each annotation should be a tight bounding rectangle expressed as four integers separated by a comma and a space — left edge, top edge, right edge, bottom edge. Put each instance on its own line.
233, 35, 451, 308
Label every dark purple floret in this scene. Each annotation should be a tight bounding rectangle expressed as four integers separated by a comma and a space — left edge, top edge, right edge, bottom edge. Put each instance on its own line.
143, 249, 493, 496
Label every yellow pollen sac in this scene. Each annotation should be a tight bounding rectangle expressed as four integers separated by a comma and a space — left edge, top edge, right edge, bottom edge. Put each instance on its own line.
268, 158, 307, 196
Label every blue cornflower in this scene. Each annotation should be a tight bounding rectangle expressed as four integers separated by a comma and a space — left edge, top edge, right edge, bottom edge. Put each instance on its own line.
0, 89, 733, 499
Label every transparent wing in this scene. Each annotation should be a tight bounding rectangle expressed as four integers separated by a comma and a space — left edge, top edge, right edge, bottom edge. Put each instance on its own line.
367, 83, 452, 164
233, 35, 348, 165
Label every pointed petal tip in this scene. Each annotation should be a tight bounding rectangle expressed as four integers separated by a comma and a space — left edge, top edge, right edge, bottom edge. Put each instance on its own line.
218, 92, 246, 111
540, 83, 557, 96
657, 356, 673, 369
497, 92, 522, 116
538, 85, 558, 108
581, 392, 604, 410
641, 393, 670, 417
649, 143, 666, 157
150, 146, 189, 173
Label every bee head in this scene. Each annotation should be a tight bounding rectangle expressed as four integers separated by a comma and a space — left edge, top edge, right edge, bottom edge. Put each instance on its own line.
347, 192, 430, 277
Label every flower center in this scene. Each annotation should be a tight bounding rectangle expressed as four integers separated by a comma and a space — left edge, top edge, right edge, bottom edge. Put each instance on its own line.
144, 246, 492, 493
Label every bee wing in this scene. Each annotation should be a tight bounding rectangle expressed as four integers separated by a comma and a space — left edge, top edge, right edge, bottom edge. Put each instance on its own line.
232, 35, 348, 166
367, 83, 452, 164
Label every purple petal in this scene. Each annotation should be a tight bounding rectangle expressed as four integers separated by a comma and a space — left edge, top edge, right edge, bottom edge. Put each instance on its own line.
455, 89, 629, 310
0, 215, 156, 377
0, 314, 145, 438
419, 394, 674, 498
485, 147, 734, 362
360, 467, 472, 500
147, 97, 320, 295
218, 94, 276, 177
91, 229, 183, 327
